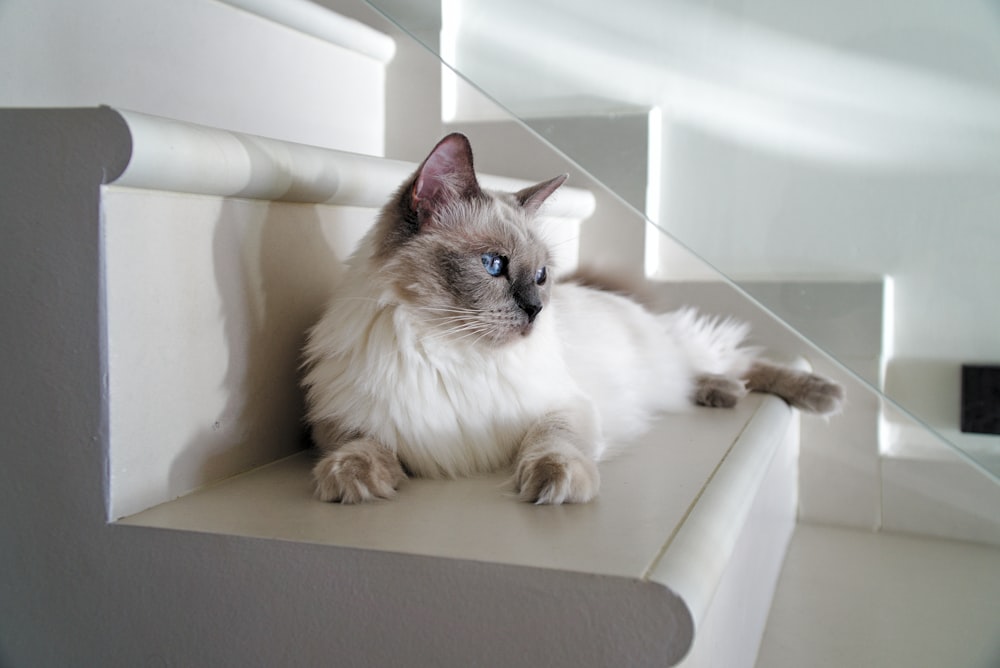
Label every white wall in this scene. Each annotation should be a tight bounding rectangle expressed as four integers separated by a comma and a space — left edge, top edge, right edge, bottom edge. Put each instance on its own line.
104, 188, 374, 519
434, 0, 1000, 469
0, 0, 415, 521
313, 0, 447, 162
0, 2, 406, 663
649, 0, 1000, 464
0, 0, 390, 153
658, 122, 1000, 458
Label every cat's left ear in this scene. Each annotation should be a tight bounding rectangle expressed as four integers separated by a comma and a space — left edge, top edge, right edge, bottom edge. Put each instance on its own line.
515, 174, 568, 216
411, 133, 481, 223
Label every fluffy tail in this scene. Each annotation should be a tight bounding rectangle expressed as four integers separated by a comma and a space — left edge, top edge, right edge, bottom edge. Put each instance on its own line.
661, 307, 846, 415
660, 307, 760, 379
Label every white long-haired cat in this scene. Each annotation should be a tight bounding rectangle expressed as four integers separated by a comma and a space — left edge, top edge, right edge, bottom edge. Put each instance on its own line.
302, 133, 843, 505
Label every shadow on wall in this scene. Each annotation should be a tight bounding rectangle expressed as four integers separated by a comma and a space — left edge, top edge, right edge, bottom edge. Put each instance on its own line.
168, 199, 354, 495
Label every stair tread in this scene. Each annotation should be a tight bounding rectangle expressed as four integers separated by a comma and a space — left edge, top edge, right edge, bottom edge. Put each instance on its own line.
122, 391, 786, 582
756, 524, 1000, 668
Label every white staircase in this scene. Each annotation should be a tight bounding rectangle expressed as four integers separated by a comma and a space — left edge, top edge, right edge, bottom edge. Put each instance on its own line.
2, 99, 804, 665
2, 1, 998, 667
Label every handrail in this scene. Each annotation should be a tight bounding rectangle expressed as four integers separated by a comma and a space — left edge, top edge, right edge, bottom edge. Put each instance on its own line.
110, 108, 597, 220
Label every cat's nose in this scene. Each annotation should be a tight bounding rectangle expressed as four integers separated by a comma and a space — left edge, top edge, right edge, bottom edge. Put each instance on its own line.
521, 301, 542, 323
514, 285, 543, 323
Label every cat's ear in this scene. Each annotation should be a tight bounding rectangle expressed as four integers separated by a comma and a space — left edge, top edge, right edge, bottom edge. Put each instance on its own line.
515, 174, 568, 216
411, 133, 481, 223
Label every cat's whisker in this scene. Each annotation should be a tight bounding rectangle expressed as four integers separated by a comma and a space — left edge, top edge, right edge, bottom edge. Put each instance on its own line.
421, 316, 481, 332
468, 327, 501, 348
438, 323, 494, 343
438, 319, 505, 345
419, 317, 487, 340
416, 306, 481, 318
420, 311, 465, 320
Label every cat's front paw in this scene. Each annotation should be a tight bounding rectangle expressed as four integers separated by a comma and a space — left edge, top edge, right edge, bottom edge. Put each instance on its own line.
312, 440, 406, 503
514, 449, 600, 505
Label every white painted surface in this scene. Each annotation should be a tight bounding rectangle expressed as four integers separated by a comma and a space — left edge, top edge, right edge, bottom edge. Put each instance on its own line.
3, 103, 800, 668
311, 0, 448, 163
654, 388, 801, 633
121, 394, 779, 574
103, 188, 371, 519
795, 388, 882, 530
680, 416, 798, 668
122, 392, 799, 666
756, 524, 1000, 668
0, 0, 387, 152
881, 452, 1000, 547
220, 0, 395, 62
113, 109, 596, 218
649, 281, 883, 531
438, 0, 1000, 167
657, 123, 1000, 467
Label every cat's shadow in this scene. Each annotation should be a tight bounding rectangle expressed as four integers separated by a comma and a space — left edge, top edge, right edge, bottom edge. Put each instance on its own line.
168, 199, 351, 497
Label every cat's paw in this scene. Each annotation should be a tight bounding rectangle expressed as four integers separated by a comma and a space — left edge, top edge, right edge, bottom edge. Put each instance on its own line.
695, 374, 748, 408
312, 440, 406, 503
793, 374, 846, 416
514, 449, 600, 505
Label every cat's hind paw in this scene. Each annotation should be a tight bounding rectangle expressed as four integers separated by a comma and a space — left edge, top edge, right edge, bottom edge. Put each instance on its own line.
745, 362, 846, 416
792, 374, 846, 416
312, 439, 406, 503
514, 449, 600, 505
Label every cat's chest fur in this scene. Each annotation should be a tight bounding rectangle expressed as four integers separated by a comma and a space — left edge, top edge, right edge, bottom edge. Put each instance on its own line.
305, 288, 578, 478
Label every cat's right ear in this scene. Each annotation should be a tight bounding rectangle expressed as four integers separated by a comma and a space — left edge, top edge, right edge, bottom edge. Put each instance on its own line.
410, 133, 481, 225
515, 174, 568, 216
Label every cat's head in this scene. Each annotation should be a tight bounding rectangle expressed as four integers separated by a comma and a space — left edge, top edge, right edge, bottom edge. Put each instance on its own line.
374, 133, 566, 347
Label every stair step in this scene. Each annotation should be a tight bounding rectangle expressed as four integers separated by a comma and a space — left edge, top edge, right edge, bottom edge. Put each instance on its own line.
123, 389, 799, 666
756, 524, 1000, 668
4, 105, 797, 666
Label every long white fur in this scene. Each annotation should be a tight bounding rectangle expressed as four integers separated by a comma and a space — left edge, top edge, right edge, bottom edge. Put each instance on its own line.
303, 230, 759, 478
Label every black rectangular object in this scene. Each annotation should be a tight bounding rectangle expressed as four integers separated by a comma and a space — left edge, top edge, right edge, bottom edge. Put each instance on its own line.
960, 364, 1000, 435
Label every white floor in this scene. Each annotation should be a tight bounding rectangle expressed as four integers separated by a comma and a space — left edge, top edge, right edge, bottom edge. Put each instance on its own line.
755, 524, 1000, 668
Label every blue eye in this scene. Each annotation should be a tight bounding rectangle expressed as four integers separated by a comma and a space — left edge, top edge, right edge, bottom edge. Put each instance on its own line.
481, 253, 507, 277
535, 267, 547, 285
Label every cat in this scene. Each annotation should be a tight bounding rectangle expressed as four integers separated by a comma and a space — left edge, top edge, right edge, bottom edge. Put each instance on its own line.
301, 133, 844, 505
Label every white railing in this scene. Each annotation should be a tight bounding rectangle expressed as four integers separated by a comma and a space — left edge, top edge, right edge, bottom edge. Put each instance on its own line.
114, 108, 597, 217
